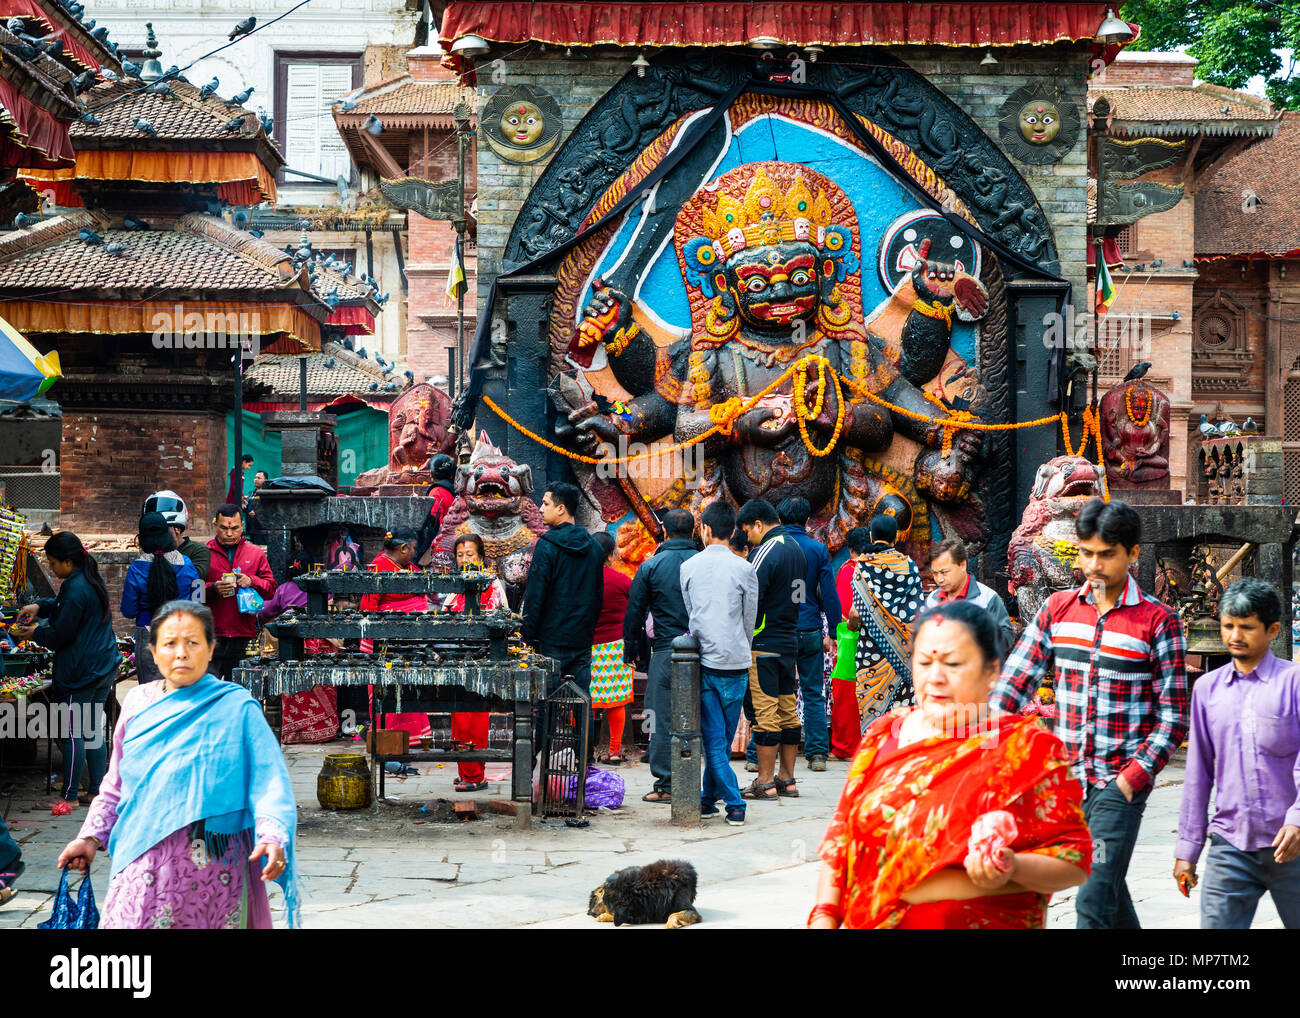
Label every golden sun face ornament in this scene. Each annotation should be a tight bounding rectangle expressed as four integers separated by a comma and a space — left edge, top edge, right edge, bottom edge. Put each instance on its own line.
501, 103, 543, 146
998, 84, 1079, 164
483, 85, 562, 165
1018, 101, 1060, 145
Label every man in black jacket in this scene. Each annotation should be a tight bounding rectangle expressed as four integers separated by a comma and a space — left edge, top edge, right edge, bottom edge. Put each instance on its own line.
522, 481, 604, 699
622, 508, 698, 803
737, 498, 807, 802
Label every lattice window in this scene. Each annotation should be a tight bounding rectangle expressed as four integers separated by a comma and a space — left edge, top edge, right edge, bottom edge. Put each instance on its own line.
1115, 225, 1134, 257
1286, 376, 1300, 443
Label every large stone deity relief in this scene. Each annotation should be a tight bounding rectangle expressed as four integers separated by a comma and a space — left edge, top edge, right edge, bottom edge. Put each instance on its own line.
545, 95, 1002, 558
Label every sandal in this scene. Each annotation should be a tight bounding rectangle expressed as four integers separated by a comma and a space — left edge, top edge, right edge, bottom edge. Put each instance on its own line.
741, 779, 779, 801
641, 790, 672, 804
606, 755, 625, 766
774, 777, 800, 797
454, 780, 488, 792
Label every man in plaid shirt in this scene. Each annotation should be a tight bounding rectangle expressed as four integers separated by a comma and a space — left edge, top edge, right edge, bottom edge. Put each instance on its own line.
993, 497, 1188, 928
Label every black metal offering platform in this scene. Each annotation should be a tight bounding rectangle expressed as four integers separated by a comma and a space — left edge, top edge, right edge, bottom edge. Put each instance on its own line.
233, 568, 557, 823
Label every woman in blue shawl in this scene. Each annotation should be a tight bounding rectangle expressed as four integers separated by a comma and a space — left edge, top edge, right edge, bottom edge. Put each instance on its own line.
56, 600, 301, 929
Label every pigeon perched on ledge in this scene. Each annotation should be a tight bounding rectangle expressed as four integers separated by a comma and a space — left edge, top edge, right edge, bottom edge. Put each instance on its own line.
1198, 414, 1223, 439
1242, 417, 1259, 434
1123, 361, 1151, 382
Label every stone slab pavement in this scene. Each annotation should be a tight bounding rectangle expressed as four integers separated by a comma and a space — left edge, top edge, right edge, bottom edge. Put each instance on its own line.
0, 742, 1282, 929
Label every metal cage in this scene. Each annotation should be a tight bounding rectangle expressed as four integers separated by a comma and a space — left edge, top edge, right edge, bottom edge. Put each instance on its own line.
536, 680, 590, 818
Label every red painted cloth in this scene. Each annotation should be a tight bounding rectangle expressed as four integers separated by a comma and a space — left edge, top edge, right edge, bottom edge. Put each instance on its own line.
592, 567, 631, 645
204, 538, 276, 639
819, 709, 1091, 929
440, 2, 1114, 60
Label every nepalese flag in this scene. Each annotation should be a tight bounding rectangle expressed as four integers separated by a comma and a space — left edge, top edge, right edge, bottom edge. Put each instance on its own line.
0, 316, 59, 403
1096, 255, 1116, 315
444, 235, 466, 307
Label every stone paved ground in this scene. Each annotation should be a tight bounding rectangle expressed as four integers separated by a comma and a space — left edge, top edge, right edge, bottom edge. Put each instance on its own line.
0, 742, 1283, 929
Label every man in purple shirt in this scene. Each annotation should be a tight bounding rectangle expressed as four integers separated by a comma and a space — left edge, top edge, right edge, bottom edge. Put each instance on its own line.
1175, 578, 1300, 928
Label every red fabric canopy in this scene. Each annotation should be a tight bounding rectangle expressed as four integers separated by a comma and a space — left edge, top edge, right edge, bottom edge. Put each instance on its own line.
325, 303, 376, 336
0, 0, 101, 70
1086, 237, 1123, 269
441, 2, 1114, 58
0, 79, 75, 170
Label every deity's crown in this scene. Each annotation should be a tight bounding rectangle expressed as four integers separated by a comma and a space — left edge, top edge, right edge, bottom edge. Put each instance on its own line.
699, 168, 835, 260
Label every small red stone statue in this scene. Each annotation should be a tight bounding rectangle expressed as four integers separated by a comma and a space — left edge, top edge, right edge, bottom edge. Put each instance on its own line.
1099, 369, 1171, 489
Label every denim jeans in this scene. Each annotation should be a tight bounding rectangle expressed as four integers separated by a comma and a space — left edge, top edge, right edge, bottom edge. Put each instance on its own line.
795, 629, 828, 759
1077, 778, 1151, 929
56, 683, 111, 803
0, 813, 20, 873
700, 667, 748, 813
644, 650, 673, 793
1201, 834, 1300, 929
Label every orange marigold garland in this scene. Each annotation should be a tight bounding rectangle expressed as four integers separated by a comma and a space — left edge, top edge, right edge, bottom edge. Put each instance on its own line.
1124, 385, 1151, 427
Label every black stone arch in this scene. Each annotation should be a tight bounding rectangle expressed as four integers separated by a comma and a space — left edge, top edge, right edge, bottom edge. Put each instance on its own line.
502, 49, 1060, 277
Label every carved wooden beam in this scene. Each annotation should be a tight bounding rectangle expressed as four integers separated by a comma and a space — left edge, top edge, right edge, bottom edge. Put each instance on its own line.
357, 126, 403, 179
1189, 136, 1253, 195
1180, 133, 1203, 185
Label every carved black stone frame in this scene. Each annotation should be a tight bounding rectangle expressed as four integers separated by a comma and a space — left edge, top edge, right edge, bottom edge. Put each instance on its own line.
477, 49, 1066, 587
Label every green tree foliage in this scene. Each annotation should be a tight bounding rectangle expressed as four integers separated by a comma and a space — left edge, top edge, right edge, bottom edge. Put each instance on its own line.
1120, 0, 1300, 110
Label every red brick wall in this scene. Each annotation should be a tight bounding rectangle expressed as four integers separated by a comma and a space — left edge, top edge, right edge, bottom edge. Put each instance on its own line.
60, 411, 227, 534
406, 128, 479, 389
1099, 56, 1197, 87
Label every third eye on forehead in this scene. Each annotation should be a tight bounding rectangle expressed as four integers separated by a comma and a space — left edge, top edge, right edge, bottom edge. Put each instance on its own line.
733, 254, 815, 278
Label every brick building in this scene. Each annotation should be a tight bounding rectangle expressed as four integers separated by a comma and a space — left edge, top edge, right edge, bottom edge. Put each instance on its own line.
1087, 51, 1282, 495
0, 74, 336, 535
1194, 113, 1300, 504
334, 40, 477, 393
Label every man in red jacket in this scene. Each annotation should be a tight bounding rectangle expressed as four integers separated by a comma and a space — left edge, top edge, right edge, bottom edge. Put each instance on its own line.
206, 503, 276, 681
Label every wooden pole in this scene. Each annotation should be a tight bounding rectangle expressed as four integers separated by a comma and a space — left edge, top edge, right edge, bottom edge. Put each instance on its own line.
1215, 542, 1253, 585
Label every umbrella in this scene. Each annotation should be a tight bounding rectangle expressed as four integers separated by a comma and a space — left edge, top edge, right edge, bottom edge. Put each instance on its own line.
0, 317, 59, 403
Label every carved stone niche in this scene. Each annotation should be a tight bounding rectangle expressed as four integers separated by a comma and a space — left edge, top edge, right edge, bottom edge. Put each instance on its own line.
1192, 290, 1254, 395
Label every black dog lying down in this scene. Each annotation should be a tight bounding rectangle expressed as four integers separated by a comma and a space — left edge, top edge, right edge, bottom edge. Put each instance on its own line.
587, 860, 701, 929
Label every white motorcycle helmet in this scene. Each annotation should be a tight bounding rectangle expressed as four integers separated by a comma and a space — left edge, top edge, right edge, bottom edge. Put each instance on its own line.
144, 490, 189, 529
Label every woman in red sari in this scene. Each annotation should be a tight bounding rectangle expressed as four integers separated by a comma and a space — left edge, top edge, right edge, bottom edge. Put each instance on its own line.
360, 529, 429, 738
810, 599, 1090, 930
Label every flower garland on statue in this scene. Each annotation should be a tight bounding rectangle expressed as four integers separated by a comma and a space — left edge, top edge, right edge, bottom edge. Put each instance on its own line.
792, 354, 846, 458
1124, 385, 1151, 427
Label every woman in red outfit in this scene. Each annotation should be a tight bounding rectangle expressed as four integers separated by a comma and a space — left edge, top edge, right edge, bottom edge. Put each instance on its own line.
359, 530, 429, 739
829, 527, 869, 759
809, 600, 1091, 929
441, 534, 508, 792
589, 532, 633, 765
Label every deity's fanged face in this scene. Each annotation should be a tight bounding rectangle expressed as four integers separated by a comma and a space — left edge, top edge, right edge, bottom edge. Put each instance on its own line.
723, 241, 823, 330
501, 103, 543, 146
1018, 101, 1060, 145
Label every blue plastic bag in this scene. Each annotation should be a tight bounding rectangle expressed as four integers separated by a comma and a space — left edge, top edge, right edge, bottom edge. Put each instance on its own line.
235, 585, 265, 614
38, 867, 99, 930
